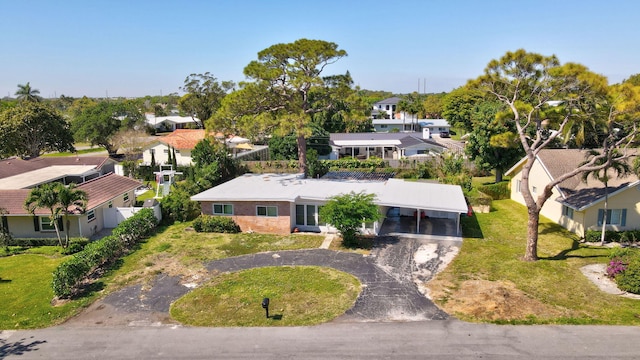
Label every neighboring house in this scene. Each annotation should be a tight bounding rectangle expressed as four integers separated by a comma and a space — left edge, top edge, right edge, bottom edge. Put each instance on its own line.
142, 129, 206, 166
372, 118, 451, 135
329, 132, 446, 160
371, 97, 401, 119
191, 173, 468, 236
505, 149, 640, 238
0, 157, 116, 189
0, 173, 141, 239
145, 113, 200, 132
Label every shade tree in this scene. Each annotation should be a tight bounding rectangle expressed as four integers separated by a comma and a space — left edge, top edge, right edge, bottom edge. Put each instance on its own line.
471, 49, 640, 261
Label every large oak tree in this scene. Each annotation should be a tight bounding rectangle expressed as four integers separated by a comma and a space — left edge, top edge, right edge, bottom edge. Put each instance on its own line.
0, 101, 74, 158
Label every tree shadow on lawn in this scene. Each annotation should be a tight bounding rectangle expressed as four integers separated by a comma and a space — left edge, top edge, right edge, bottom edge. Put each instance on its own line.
540, 239, 610, 261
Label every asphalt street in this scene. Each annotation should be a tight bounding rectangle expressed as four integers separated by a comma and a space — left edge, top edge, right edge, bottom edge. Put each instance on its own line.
3, 321, 640, 359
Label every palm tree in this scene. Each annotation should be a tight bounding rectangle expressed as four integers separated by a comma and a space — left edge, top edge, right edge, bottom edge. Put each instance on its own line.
15, 82, 42, 102
581, 150, 632, 246
24, 182, 87, 248
57, 183, 88, 247
24, 183, 63, 246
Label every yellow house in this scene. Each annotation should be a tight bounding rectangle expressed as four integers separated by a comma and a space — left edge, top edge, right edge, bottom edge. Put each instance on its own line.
505, 149, 640, 238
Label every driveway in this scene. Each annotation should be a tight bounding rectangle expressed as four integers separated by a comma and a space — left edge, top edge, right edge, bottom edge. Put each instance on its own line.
63, 235, 459, 326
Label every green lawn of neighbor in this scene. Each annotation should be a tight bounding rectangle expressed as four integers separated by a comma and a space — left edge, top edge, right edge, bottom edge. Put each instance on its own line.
431, 199, 640, 325
0, 254, 94, 329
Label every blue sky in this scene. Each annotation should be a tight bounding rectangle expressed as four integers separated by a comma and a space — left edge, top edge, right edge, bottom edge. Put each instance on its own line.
1, 0, 638, 98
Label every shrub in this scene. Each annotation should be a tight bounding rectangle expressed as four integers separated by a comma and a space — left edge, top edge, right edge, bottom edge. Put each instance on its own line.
477, 181, 510, 200
193, 215, 241, 233
607, 258, 627, 278
616, 257, 640, 294
584, 230, 622, 243
52, 208, 158, 298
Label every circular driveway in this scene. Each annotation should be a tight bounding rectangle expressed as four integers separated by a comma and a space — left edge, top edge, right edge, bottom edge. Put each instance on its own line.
63, 236, 458, 326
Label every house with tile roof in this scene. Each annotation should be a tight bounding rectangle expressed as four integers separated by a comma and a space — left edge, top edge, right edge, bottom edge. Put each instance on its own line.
0, 172, 142, 239
191, 173, 468, 236
505, 149, 640, 238
145, 113, 200, 132
142, 129, 206, 166
329, 132, 446, 160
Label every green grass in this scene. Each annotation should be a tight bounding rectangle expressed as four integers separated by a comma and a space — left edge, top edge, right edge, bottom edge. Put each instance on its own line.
170, 266, 360, 326
434, 199, 640, 325
0, 254, 94, 329
42, 147, 107, 157
106, 222, 325, 289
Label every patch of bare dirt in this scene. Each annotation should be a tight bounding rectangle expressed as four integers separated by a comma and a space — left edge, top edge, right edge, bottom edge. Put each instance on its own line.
427, 278, 567, 321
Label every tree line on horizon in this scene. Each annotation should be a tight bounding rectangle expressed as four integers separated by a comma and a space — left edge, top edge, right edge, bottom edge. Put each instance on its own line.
2, 39, 640, 262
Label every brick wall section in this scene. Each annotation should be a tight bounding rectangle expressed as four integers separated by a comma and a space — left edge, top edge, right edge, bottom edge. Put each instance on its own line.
200, 201, 292, 235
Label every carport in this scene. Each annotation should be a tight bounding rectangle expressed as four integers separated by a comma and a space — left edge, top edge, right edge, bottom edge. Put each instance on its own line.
374, 180, 468, 237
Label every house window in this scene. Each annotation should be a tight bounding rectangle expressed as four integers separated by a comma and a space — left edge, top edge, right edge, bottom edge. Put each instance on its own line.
108, 201, 113, 208
380, 124, 388, 129
562, 205, 574, 219
123, 192, 129, 201
87, 210, 95, 222
295, 204, 324, 226
40, 217, 56, 231
150, 149, 155, 154
516, 180, 521, 193
598, 209, 627, 226
163, 149, 169, 154
213, 204, 233, 215
386, 105, 390, 110
392, 105, 396, 112
532, 186, 537, 196
175, 150, 180, 154
257, 205, 277, 217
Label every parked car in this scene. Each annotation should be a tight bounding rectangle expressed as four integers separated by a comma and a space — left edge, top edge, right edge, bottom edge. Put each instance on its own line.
440, 131, 450, 138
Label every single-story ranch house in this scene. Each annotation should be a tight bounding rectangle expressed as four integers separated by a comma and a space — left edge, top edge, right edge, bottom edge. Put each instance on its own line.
329, 132, 446, 160
0, 156, 144, 239
191, 173, 468, 236
506, 149, 640, 238
145, 113, 200, 132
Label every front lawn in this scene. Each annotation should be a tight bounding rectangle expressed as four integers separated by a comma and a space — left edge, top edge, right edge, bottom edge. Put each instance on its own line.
0, 254, 93, 329
171, 266, 360, 326
429, 199, 640, 325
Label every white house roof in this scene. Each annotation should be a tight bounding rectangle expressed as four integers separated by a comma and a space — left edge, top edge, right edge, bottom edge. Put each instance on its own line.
371, 119, 450, 127
145, 114, 199, 126
191, 173, 468, 214
0, 165, 99, 189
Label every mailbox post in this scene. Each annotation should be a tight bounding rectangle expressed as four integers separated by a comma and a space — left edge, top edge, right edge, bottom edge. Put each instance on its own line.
261, 297, 270, 318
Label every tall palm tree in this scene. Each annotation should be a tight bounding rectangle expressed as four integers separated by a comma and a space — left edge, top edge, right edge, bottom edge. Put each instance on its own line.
57, 183, 88, 247
24, 182, 87, 248
15, 82, 42, 102
581, 150, 632, 246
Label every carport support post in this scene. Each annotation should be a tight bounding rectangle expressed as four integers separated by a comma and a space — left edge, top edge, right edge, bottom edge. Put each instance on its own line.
415, 208, 420, 234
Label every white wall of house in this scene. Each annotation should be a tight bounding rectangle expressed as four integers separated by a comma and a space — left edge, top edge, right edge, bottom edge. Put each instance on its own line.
142, 143, 193, 166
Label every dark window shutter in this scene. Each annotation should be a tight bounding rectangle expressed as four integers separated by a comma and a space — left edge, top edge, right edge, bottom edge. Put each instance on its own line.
622, 209, 627, 227
1, 216, 8, 232
597, 209, 604, 226
33, 216, 40, 232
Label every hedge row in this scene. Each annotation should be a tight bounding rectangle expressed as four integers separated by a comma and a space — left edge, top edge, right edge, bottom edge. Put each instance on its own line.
477, 181, 510, 200
6, 237, 86, 247
192, 215, 241, 233
585, 230, 640, 243
52, 208, 158, 298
